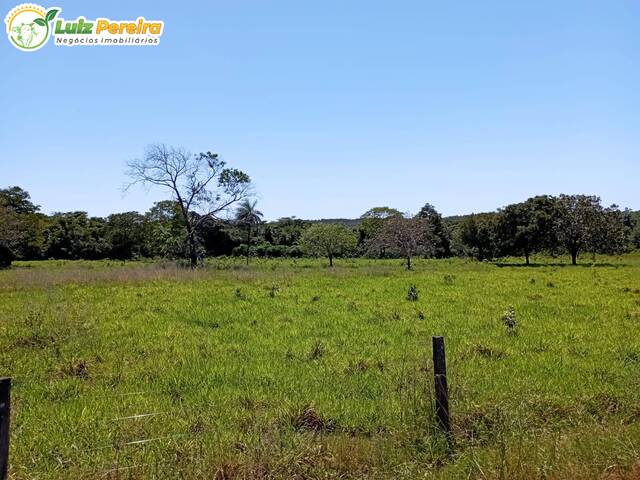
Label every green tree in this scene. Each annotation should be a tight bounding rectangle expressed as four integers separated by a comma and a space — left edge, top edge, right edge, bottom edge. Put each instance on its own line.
300, 223, 357, 267
105, 212, 148, 259
456, 213, 499, 261
0, 206, 18, 268
358, 207, 402, 254
0, 186, 39, 214
630, 211, 640, 249
416, 203, 451, 258
263, 217, 309, 247
144, 200, 186, 258
127, 144, 252, 267
198, 217, 237, 257
496, 195, 558, 265
554, 194, 626, 265
44, 212, 110, 259
0, 186, 48, 261
234, 199, 263, 265
0, 242, 14, 268
591, 205, 629, 257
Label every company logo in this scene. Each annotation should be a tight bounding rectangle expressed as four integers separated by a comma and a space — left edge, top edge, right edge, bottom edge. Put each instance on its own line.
5, 4, 164, 51
5, 4, 58, 51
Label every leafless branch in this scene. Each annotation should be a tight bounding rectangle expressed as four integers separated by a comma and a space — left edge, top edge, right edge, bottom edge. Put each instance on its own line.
125, 143, 253, 266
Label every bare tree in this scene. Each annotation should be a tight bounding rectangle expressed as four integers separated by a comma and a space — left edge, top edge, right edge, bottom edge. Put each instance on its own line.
368, 215, 435, 270
126, 144, 252, 267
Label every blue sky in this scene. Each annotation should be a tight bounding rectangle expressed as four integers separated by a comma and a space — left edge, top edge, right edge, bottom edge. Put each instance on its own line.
1, 0, 638, 220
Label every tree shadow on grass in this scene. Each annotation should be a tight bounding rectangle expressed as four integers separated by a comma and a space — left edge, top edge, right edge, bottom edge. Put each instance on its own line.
494, 262, 629, 268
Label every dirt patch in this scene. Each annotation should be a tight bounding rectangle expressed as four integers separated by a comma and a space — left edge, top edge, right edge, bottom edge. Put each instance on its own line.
586, 392, 620, 420
13, 332, 56, 349
56, 359, 90, 379
601, 463, 640, 480
292, 405, 337, 433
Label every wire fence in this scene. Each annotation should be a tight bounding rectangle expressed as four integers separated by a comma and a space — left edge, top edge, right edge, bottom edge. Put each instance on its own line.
5, 377, 221, 478
2, 337, 453, 478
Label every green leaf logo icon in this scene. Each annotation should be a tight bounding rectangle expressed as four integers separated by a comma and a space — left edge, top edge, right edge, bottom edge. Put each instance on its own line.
45, 9, 58, 22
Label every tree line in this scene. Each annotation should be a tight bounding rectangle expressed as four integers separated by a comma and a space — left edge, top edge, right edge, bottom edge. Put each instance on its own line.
1, 186, 638, 269
1, 144, 638, 268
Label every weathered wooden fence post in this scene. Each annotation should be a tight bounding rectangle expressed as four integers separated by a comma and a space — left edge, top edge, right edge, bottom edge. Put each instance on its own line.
0, 378, 10, 480
432, 337, 451, 435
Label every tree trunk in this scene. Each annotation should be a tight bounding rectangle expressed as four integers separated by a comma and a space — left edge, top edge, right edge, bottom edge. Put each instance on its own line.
246, 226, 251, 265
177, 196, 197, 268
525, 251, 530, 265
329, 254, 333, 267
406, 255, 411, 270
189, 238, 198, 268
571, 249, 578, 265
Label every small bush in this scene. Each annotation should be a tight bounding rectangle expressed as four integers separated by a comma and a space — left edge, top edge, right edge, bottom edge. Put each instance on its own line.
501, 305, 517, 332
268, 284, 280, 298
407, 285, 419, 301
0, 243, 14, 269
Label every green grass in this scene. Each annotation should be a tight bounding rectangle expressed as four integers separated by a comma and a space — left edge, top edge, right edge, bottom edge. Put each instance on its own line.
1, 255, 640, 479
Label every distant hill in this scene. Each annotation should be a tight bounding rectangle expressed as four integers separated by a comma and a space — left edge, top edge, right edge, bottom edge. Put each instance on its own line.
300, 215, 478, 228
273, 210, 640, 229
306, 218, 361, 227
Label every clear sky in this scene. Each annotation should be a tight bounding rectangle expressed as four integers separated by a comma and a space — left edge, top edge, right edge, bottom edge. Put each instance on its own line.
1, 0, 638, 220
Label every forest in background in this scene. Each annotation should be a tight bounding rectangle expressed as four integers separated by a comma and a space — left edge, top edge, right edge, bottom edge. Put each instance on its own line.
1, 185, 638, 268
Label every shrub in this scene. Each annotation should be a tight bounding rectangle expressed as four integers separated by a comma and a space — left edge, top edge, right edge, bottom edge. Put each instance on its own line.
501, 305, 517, 332
0, 243, 14, 269
407, 284, 419, 301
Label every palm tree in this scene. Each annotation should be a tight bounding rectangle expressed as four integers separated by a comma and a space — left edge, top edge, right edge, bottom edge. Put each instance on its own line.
234, 199, 263, 265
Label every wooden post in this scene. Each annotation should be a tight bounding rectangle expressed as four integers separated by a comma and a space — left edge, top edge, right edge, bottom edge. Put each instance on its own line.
432, 337, 451, 435
0, 378, 10, 480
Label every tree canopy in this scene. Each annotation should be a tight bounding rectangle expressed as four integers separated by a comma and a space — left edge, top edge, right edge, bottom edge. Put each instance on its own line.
300, 223, 357, 267
368, 215, 435, 270
234, 199, 263, 264
496, 195, 558, 264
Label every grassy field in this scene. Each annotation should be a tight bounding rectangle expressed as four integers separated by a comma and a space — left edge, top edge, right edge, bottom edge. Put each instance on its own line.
1, 255, 640, 479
